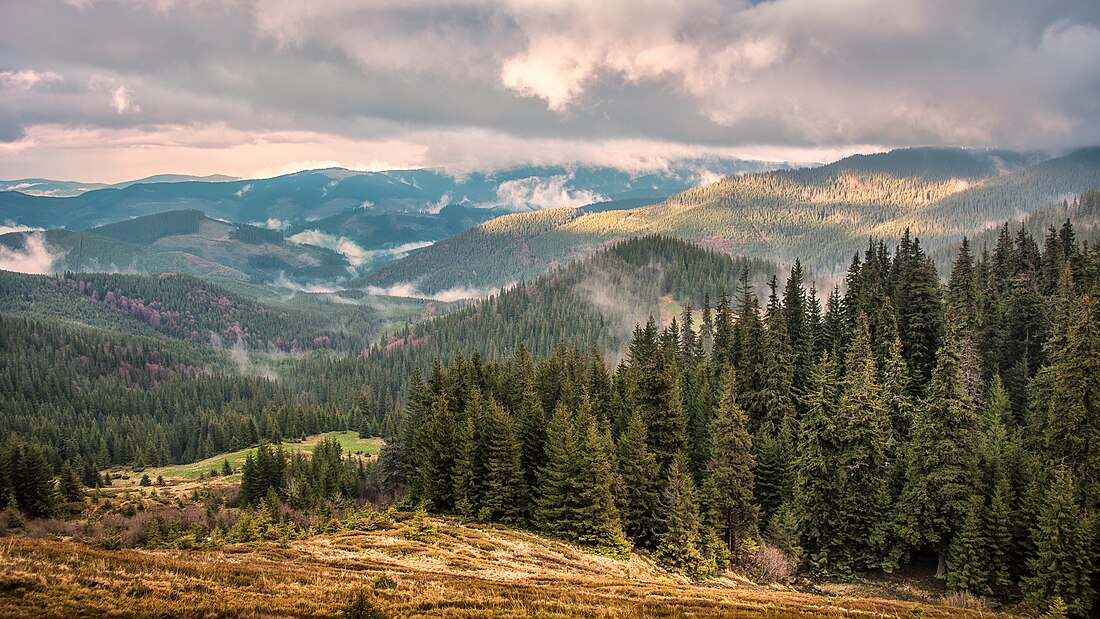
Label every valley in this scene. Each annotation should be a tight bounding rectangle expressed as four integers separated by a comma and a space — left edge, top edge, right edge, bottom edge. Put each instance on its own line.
2, 149, 1099, 619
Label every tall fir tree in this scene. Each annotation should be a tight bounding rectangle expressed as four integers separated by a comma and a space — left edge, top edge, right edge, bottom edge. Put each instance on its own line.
702, 366, 759, 556
1025, 466, 1095, 618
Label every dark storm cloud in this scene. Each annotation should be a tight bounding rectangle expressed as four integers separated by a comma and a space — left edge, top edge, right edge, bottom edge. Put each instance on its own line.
1, 0, 1099, 179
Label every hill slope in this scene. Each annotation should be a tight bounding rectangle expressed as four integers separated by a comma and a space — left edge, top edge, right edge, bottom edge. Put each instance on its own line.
367, 147, 1100, 292
0, 521, 1003, 618
0, 210, 353, 284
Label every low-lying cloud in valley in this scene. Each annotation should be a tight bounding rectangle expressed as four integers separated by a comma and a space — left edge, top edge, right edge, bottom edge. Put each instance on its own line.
0, 229, 62, 275
365, 282, 505, 303
494, 174, 606, 211
287, 229, 371, 267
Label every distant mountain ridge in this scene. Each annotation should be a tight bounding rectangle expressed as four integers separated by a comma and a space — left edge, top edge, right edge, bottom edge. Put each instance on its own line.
0, 173, 238, 198
366, 147, 1100, 294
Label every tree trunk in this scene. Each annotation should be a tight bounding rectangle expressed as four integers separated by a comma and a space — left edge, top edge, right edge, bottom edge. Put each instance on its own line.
934, 550, 946, 579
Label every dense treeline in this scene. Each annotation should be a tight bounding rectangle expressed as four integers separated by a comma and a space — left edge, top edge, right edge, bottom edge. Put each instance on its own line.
0, 270, 378, 352
0, 315, 344, 475
383, 223, 1100, 614
86, 209, 205, 245
289, 236, 774, 413
230, 222, 285, 245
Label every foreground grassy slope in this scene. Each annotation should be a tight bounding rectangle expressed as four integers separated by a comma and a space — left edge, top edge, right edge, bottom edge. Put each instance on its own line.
0, 518, 1016, 619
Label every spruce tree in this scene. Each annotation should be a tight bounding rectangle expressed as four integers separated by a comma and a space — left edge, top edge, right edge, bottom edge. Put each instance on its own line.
573, 395, 632, 557
1025, 466, 1095, 617
615, 406, 660, 545
479, 398, 525, 524
833, 313, 893, 572
534, 402, 579, 537
423, 393, 456, 511
796, 352, 843, 573
897, 317, 981, 579
655, 454, 715, 579
702, 366, 759, 555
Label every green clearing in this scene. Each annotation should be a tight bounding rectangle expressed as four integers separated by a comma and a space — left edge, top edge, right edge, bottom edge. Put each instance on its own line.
123, 432, 383, 481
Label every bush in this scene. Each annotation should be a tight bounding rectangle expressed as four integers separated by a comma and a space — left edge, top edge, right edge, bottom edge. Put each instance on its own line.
941, 591, 988, 611
342, 591, 388, 619
371, 575, 397, 590
402, 510, 438, 542
746, 543, 797, 583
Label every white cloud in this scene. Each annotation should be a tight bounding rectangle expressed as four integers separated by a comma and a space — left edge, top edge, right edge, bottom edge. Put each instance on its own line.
364, 281, 504, 302
0, 69, 61, 89
0, 232, 61, 274
111, 85, 140, 114
287, 229, 370, 266
2, 0, 1098, 180
235, 183, 253, 197
494, 174, 606, 211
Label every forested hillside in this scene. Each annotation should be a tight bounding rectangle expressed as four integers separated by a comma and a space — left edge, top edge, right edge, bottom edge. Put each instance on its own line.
294, 236, 776, 411
362, 199, 662, 295
0, 270, 428, 353
3, 198, 1100, 617
364, 217, 1100, 614
368, 148, 1100, 293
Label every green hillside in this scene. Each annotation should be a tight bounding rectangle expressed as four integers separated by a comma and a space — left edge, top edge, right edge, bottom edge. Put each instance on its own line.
366, 148, 1100, 292
0, 270, 433, 354
294, 235, 776, 409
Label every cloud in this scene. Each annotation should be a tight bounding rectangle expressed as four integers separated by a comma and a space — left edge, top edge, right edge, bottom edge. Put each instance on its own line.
235, 182, 253, 197
493, 174, 606, 211
111, 85, 140, 114
1, 0, 1099, 179
0, 232, 62, 274
287, 229, 370, 266
365, 281, 504, 302
0, 69, 61, 89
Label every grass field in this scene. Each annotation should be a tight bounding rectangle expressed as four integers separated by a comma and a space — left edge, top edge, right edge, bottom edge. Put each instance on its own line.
110, 432, 383, 488
0, 515, 1019, 619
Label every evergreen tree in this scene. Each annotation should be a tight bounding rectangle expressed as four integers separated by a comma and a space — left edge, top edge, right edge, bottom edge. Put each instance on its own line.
897, 318, 981, 579
796, 352, 843, 573
833, 314, 893, 572
615, 406, 660, 545
573, 395, 632, 557
655, 454, 715, 579
423, 393, 456, 511
1025, 467, 1095, 617
479, 398, 525, 524
534, 402, 579, 537
702, 367, 759, 555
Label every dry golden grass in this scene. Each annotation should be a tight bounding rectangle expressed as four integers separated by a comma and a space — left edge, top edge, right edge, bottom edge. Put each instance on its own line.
0, 519, 1021, 619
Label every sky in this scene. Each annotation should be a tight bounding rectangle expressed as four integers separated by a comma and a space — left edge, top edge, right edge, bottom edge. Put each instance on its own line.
1, 0, 1099, 183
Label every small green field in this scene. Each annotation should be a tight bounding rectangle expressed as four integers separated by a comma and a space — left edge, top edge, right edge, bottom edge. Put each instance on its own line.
117, 432, 383, 483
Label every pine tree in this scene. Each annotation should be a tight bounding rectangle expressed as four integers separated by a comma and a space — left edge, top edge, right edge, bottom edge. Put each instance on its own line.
946, 496, 988, 594
573, 395, 632, 557
702, 366, 759, 556
1039, 295, 1100, 506
57, 462, 82, 502
655, 454, 715, 579
897, 318, 981, 579
1025, 467, 1095, 617
514, 378, 546, 517
893, 231, 944, 387
833, 313, 893, 572
534, 402, 579, 537
615, 406, 660, 545
423, 393, 456, 511
479, 398, 525, 524
796, 352, 843, 573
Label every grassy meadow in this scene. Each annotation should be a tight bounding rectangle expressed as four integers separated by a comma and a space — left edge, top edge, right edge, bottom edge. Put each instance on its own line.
0, 514, 1019, 619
